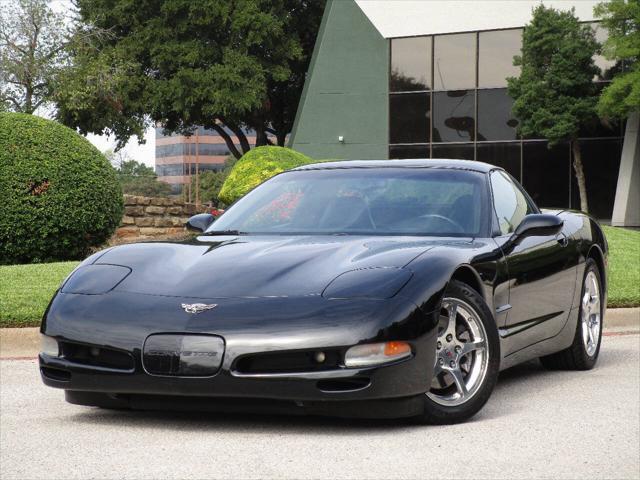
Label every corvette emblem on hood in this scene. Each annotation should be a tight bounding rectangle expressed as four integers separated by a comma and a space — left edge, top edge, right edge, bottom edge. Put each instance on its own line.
181, 303, 217, 314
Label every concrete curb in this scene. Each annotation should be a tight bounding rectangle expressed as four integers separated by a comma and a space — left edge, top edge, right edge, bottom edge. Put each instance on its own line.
1, 308, 638, 359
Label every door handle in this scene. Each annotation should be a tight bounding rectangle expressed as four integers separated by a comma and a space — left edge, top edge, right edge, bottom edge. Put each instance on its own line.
556, 233, 569, 247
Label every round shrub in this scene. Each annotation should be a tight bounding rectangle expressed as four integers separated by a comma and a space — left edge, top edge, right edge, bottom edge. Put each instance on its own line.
218, 146, 317, 205
0, 113, 123, 264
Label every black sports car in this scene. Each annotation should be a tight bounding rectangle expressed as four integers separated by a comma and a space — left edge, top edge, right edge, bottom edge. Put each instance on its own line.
40, 159, 607, 424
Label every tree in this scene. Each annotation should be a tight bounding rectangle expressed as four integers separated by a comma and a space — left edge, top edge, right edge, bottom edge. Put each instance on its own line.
191, 157, 237, 208
54, 0, 326, 158
107, 151, 173, 197
508, 5, 600, 213
594, 0, 640, 119
0, 0, 68, 113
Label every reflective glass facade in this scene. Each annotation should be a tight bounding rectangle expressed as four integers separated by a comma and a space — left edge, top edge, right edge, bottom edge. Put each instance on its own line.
388, 25, 624, 218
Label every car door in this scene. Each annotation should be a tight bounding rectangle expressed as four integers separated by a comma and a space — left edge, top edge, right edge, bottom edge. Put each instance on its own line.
489, 171, 577, 355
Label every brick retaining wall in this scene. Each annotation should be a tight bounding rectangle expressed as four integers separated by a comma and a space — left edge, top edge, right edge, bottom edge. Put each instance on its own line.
115, 195, 208, 239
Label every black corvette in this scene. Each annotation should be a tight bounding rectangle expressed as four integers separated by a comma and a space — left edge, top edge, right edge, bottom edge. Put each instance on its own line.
40, 159, 607, 424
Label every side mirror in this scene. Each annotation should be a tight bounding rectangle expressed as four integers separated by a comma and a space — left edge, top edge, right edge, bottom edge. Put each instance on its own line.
509, 214, 564, 246
186, 213, 215, 233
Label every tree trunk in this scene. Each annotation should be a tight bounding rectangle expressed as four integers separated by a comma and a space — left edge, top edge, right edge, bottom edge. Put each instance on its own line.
276, 131, 287, 147
230, 125, 251, 155
211, 123, 242, 160
255, 128, 268, 147
571, 140, 589, 213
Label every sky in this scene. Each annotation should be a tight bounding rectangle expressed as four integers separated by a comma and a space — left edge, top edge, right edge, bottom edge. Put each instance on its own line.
45, 0, 156, 166
86, 130, 156, 167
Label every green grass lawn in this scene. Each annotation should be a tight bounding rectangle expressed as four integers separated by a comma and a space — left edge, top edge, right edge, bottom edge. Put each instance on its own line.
0, 261, 79, 327
0, 227, 638, 327
603, 226, 640, 308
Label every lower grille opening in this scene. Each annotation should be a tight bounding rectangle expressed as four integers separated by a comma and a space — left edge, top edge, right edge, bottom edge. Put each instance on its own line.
317, 378, 370, 392
41, 367, 71, 382
60, 342, 134, 371
234, 348, 343, 374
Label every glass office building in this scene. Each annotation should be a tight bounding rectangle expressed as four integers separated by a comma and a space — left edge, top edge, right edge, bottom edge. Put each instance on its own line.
388, 25, 624, 219
290, 0, 635, 222
155, 126, 254, 194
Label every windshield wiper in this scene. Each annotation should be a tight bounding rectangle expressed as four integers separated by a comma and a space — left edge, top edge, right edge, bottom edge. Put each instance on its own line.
202, 230, 247, 236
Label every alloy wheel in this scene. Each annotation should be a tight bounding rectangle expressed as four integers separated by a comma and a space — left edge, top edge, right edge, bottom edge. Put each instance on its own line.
427, 298, 489, 407
581, 270, 601, 357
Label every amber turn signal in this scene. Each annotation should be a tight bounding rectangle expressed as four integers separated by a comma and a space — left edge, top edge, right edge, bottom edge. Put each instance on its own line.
344, 341, 412, 367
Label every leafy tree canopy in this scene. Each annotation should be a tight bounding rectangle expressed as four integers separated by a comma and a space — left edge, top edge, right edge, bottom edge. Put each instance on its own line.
594, 0, 640, 118
191, 157, 237, 207
508, 5, 600, 144
54, 0, 325, 158
507, 5, 600, 213
0, 0, 70, 114
105, 149, 172, 197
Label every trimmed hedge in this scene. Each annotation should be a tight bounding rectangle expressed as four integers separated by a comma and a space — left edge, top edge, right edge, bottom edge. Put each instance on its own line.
218, 146, 317, 204
0, 113, 123, 264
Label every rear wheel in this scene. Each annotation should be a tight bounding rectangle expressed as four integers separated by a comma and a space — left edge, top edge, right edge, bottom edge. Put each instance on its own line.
419, 280, 500, 424
540, 258, 603, 370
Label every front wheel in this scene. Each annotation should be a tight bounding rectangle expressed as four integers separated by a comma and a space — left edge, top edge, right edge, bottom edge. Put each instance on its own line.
419, 280, 500, 424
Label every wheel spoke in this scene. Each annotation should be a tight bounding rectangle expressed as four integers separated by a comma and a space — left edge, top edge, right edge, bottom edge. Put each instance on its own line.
586, 319, 595, 345
444, 302, 458, 339
590, 322, 599, 344
449, 368, 468, 397
460, 339, 486, 356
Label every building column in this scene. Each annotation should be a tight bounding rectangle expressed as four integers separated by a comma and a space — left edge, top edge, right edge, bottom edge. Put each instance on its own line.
611, 112, 639, 227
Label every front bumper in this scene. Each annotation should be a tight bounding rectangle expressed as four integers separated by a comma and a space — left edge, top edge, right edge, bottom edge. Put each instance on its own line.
40, 291, 438, 418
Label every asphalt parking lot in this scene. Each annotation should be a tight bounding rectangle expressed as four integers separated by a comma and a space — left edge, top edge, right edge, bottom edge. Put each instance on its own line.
1, 333, 639, 480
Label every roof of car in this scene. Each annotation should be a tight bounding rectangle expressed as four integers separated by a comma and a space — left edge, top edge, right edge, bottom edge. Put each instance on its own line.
293, 159, 498, 173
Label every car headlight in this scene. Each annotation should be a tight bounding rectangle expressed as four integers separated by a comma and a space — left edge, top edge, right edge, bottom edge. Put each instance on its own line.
322, 267, 413, 299
40, 335, 59, 357
61, 264, 131, 295
344, 341, 412, 367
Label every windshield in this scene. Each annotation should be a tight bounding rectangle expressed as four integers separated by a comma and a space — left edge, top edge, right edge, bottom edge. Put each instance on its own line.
208, 167, 487, 237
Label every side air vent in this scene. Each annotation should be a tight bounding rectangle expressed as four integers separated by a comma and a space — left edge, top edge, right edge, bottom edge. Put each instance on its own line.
234, 348, 343, 375
41, 367, 71, 381
60, 341, 134, 371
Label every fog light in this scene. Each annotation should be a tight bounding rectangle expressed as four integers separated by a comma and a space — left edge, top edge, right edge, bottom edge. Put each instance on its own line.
344, 341, 411, 368
40, 335, 59, 357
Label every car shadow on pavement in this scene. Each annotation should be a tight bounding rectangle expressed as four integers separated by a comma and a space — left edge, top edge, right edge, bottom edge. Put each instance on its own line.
66, 347, 626, 432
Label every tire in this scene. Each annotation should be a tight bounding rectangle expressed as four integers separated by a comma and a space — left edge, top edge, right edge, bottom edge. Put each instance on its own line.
418, 280, 500, 425
540, 258, 603, 371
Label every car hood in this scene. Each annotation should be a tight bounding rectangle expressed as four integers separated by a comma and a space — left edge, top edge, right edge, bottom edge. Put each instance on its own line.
94, 235, 470, 298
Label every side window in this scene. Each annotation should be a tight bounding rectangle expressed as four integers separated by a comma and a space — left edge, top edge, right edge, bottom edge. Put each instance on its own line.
490, 171, 531, 235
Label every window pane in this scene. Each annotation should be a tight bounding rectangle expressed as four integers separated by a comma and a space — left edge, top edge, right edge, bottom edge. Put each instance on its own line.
478, 29, 522, 88
389, 145, 429, 159
477, 142, 521, 180
570, 139, 622, 219
432, 143, 475, 160
477, 89, 518, 141
211, 168, 486, 236
433, 33, 476, 91
391, 37, 431, 92
522, 141, 570, 208
156, 164, 186, 176
390, 93, 430, 144
433, 90, 475, 142
490, 171, 531, 235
